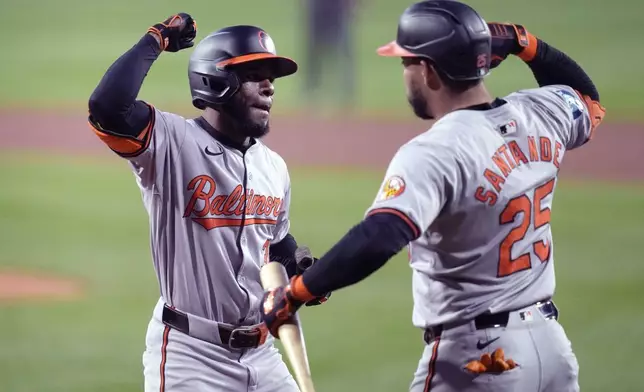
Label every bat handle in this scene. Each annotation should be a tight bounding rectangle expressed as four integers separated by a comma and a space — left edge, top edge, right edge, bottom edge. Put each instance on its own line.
260, 262, 317, 392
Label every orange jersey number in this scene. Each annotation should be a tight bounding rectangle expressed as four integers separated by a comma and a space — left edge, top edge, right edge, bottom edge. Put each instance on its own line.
262, 239, 271, 265
497, 178, 555, 277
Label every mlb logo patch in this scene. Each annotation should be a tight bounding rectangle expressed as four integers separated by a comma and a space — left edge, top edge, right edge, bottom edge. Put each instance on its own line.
555, 89, 585, 119
520, 310, 533, 322
498, 120, 517, 135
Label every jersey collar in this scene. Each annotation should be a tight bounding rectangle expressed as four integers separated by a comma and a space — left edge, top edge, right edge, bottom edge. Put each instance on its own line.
194, 116, 257, 153
460, 98, 507, 112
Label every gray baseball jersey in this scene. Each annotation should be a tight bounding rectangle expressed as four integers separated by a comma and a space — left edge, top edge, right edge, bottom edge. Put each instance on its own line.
95, 106, 291, 326
365, 84, 594, 329
93, 105, 301, 391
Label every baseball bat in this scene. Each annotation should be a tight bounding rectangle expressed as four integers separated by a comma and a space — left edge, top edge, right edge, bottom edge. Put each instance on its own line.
260, 262, 316, 392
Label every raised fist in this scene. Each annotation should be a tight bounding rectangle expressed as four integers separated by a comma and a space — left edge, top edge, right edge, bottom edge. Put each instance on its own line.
147, 13, 197, 52
487, 23, 534, 68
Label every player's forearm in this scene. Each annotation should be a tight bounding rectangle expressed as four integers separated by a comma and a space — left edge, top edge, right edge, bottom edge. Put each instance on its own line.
296, 213, 415, 298
88, 34, 161, 136
269, 233, 299, 277
525, 39, 600, 101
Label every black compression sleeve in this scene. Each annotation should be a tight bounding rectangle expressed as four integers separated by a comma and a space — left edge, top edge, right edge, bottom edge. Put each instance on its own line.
269, 233, 299, 277
301, 212, 416, 296
88, 34, 161, 136
526, 39, 600, 101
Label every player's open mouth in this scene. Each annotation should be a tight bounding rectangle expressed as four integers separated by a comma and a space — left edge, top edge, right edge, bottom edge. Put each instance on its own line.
253, 103, 272, 113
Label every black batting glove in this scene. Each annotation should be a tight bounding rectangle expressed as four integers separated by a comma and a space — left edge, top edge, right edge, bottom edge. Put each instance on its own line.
147, 13, 197, 52
294, 246, 332, 307
487, 23, 535, 68
305, 291, 331, 307
261, 280, 306, 338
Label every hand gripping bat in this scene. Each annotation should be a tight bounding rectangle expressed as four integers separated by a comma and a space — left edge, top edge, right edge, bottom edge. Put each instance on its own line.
260, 262, 316, 392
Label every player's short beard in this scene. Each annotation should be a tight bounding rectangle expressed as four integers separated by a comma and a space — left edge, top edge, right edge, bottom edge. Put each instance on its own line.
407, 83, 434, 120
222, 95, 270, 139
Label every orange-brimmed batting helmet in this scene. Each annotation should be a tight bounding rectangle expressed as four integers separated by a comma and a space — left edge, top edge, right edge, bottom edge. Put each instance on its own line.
377, 0, 492, 81
188, 25, 298, 109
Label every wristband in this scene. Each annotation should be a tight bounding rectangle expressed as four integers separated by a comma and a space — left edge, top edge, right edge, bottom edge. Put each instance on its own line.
513, 25, 538, 62
290, 275, 316, 302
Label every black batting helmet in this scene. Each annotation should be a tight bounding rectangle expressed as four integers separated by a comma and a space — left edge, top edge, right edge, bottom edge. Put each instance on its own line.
188, 25, 297, 109
377, 0, 491, 81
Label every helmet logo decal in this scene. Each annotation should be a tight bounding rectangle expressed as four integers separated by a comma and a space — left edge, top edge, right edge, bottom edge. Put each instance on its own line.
476, 53, 488, 68
258, 31, 276, 54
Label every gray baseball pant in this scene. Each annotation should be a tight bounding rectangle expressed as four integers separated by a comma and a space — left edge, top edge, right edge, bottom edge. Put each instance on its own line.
142, 298, 300, 392
410, 301, 579, 392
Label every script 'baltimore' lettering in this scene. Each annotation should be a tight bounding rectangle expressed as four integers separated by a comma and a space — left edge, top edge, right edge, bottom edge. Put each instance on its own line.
183, 175, 282, 230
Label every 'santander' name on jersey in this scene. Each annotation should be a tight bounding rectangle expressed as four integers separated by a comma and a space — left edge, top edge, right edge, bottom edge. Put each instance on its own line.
475, 136, 562, 206
183, 175, 282, 230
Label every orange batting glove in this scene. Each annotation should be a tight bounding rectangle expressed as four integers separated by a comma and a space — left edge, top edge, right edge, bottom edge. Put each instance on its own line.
465, 348, 519, 374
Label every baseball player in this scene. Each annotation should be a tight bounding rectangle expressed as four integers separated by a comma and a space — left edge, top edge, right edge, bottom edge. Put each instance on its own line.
86, 13, 329, 392
259, 1, 606, 391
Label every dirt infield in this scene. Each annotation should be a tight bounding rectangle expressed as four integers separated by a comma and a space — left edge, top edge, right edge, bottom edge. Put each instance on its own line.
0, 271, 84, 303
1, 108, 642, 182
0, 109, 642, 300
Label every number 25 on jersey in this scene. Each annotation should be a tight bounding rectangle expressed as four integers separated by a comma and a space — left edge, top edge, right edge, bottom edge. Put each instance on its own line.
497, 178, 555, 277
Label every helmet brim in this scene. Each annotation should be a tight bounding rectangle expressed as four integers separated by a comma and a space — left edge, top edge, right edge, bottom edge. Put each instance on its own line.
377, 40, 417, 57
216, 53, 298, 78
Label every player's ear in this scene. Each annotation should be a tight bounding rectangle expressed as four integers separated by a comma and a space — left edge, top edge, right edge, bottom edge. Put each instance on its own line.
422, 61, 441, 91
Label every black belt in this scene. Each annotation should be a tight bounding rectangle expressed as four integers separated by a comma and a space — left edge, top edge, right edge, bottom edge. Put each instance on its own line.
161, 304, 267, 350
424, 300, 559, 343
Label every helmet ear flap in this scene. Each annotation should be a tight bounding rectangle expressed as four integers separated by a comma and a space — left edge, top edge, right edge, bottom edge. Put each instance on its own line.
190, 69, 241, 109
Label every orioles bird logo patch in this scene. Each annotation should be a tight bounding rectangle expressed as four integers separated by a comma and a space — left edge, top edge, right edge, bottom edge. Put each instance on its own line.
377, 175, 406, 201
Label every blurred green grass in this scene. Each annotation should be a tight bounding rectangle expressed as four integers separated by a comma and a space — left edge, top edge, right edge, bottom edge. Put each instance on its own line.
0, 0, 643, 120
0, 153, 643, 392
1, 0, 642, 390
